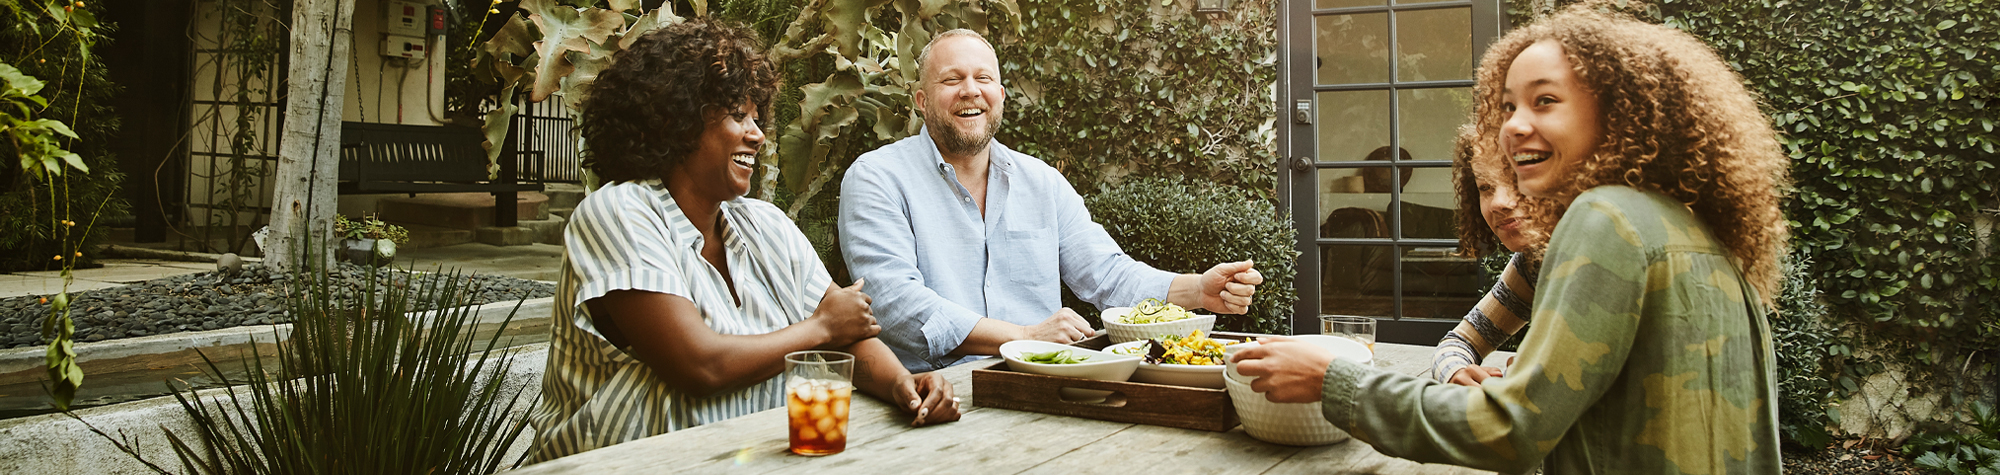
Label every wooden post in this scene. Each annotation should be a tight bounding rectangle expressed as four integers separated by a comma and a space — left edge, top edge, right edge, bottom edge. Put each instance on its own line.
266, 0, 356, 271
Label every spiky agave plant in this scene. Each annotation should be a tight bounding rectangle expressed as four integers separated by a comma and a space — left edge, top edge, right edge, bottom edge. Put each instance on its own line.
152, 243, 535, 474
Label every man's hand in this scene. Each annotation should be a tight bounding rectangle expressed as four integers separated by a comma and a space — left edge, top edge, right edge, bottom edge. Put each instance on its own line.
894, 372, 961, 427
1446, 365, 1506, 387
1230, 336, 1335, 403
812, 279, 878, 348
1199, 260, 1263, 314
1021, 308, 1096, 344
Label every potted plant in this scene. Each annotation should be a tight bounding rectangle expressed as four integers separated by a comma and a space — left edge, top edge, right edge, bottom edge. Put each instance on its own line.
334, 214, 409, 266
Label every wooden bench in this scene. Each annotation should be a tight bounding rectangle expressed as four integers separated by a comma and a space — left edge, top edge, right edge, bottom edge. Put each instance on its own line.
337, 121, 543, 226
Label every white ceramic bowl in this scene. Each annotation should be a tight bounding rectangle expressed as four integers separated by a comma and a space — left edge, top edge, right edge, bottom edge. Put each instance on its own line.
1000, 340, 1142, 402
1102, 339, 1239, 389
1221, 335, 1370, 446
1101, 307, 1217, 344
1224, 374, 1350, 446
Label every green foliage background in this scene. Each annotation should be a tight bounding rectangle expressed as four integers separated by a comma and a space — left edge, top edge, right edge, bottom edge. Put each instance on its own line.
0, 1, 126, 273
1511, 0, 2000, 444
1068, 177, 1299, 333
999, 0, 1280, 199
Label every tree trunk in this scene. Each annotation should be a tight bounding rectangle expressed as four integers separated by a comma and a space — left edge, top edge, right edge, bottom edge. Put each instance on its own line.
267, 0, 355, 271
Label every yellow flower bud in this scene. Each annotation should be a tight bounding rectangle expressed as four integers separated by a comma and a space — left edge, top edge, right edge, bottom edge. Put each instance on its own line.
53, 255, 62, 261
489, 8, 499, 13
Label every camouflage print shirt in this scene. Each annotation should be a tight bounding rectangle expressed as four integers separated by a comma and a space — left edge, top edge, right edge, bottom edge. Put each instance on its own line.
1320, 186, 1781, 474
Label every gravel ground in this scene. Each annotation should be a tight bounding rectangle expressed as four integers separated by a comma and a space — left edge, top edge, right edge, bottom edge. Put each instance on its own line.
0, 262, 555, 349
1784, 440, 1919, 474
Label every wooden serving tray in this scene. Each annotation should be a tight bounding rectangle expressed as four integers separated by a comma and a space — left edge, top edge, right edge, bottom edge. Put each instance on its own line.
970, 332, 1265, 432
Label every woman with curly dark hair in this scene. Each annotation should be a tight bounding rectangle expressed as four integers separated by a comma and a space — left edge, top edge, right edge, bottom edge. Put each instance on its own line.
1235, 6, 1785, 473
526, 19, 957, 463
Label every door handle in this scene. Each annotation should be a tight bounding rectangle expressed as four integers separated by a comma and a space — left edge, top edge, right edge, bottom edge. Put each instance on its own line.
1291, 156, 1314, 172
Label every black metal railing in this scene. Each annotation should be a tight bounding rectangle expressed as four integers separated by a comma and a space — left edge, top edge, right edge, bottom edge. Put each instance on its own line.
510, 95, 581, 183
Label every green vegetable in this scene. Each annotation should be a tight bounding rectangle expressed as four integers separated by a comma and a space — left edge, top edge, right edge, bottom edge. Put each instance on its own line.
1021, 350, 1090, 364
1120, 298, 1195, 324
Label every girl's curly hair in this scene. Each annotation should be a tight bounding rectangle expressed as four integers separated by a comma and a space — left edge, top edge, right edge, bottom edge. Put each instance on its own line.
579, 18, 778, 183
1453, 124, 1559, 261
1472, 6, 1789, 303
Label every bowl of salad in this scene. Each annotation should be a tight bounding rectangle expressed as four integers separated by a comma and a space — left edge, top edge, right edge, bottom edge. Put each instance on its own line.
1101, 298, 1216, 344
999, 340, 1143, 403
1102, 331, 1241, 389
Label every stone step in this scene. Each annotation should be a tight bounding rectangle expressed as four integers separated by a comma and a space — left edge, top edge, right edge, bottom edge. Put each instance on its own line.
377, 192, 550, 231
542, 183, 586, 211
400, 223, 475, 249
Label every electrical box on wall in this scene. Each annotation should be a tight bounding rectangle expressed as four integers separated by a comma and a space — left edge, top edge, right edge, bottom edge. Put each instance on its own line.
385, 0, 427, 37
383, 35, 427, 60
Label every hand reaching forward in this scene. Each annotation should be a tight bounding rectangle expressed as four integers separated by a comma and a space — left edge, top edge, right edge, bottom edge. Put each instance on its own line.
1022, 307, 1096, 345
812, 279, 877, 348
1229, 336, 1335, 404
1199, 260, 1263, 314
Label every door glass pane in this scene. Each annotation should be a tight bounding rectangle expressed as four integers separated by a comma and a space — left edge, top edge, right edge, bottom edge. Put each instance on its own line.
1319, 244, 1396, 318
1396, 87, 1473, 166
1315, 90, 1389, 164
1317, 0, 1385, 8
1399, 246, 1485, 320
1314, 13, 1389, 85
1397, 166, 1458, 239
1318, 168, 1393, 242
1396, 8, 1473, 82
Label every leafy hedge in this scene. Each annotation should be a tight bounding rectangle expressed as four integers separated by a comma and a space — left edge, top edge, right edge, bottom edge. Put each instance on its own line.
1001, 0, 1280, 200
1065, 176, 1299, 334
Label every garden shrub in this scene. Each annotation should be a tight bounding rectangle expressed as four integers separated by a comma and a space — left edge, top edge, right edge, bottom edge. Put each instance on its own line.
1774, 249, 1840, 450
1903, 401, 2000, 474
1066, 176, 1298, 334
0, 1, 126, 273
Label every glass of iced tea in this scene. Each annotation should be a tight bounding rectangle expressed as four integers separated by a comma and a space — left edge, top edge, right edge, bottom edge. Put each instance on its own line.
1321, 315, 1377, 363
785, 350, 855, 456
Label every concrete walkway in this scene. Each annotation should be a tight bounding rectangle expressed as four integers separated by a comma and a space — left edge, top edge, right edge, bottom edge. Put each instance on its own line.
0, 242, 564, 301
0, 260, 217, 299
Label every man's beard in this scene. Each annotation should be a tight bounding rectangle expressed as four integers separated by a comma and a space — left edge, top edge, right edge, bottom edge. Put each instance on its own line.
925, 110, 1003, 158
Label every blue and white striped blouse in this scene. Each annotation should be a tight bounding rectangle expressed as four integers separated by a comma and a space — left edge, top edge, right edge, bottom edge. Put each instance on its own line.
525, 180, 832, 464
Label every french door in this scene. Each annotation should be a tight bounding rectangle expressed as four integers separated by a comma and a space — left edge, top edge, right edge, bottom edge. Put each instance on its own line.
1280, 0, 1504, 342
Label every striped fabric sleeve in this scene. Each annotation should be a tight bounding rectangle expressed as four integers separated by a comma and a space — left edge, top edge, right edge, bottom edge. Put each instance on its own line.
1430, 252, 1539, 382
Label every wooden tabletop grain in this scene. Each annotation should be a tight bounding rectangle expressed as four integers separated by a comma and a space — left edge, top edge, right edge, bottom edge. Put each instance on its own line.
512, 342, 1501, 474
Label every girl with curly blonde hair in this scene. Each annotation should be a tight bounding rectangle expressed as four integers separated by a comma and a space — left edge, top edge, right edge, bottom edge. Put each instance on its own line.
1234, 6, 1785, 473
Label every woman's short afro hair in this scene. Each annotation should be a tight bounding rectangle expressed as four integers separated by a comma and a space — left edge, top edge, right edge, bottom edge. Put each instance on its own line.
578, 18, 778, 183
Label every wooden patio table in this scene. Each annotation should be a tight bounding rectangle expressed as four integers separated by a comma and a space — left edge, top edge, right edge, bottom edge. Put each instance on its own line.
514, 342, 1496, 474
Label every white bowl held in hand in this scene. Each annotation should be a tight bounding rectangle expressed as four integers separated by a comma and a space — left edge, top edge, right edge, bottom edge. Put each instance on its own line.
1222, 335, 1370, 446
1101, 307, 1216, 344
1102, 339, 1239, 389
1225, 374, 1350, 446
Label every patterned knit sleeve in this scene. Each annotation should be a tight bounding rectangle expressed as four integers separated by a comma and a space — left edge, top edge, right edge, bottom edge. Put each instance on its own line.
1430, 252, 1538, 383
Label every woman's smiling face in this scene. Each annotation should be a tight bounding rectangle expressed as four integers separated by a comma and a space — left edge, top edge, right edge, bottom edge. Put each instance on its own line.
1500, 40, 1603, 203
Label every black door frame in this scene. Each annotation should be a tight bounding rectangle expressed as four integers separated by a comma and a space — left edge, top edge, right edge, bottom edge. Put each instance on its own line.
1279, 0, 1506, 341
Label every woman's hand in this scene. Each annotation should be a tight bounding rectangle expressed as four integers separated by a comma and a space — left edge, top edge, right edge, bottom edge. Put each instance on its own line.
1230, 336, 1335, 403
893, 372, 960, 427
1447, 365, 1506, 387
812, 279, 878, 348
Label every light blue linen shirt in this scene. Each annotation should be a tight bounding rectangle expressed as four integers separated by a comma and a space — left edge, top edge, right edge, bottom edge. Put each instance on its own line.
839, 128, 1178, 372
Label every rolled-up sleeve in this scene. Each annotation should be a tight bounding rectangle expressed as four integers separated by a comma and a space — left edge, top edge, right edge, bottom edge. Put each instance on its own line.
839, 157, 986, 372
